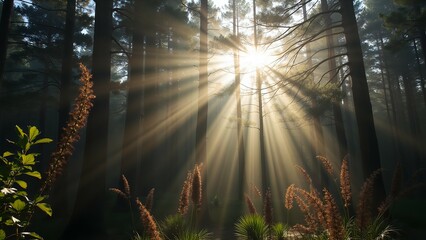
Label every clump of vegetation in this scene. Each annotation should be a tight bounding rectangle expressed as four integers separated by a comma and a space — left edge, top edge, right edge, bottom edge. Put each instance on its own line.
0, 126, 53, 240
236, 187, 292, 240
235, 214, 268, 240
0, 64, 94, 240
110, 163, 211, 240
283, 156, 401, 240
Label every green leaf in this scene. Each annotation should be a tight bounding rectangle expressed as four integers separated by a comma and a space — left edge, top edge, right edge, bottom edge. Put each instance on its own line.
36, 203, 52, 216
0, 229, 5, 240
24, 171, 42, 179
15, 125, 25, 138
2, 151, 13, 158
4, 219, 14, 226
25, 142, 31, 152
29, 126, 40, 141
15, 180, 27, 189
34, 138, 53, 145
15, 191, 28, 197
21, 154, 35, 165
35, 195, 46, 203
21, 232, 43, 240
11, 199, 26, 211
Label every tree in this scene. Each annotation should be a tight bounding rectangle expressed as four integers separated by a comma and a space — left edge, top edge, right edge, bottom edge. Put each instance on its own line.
196, 0, 209, 164
0, 0, 14, 87
321, 0, 348, 161
120, 0, 145, 196
382, 0, 426, 105
252, 0, 268, 193
52, 0, 77, 218
63, 0, 113, 237
340, 0, 386, 204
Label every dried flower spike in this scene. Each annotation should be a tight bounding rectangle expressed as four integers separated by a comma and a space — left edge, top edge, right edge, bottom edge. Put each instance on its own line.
317, 156, 333, 176
285, 184, 295, 210
191, 164, 202, 210
340, 159, 351, 207
145, 188, 155, 211
323, 189, 344, 240
263, 188, 273, 226
245, 194, 257, 215
136, 198, 161, 240
178, 171, 192, 215
41, 63, 95, 193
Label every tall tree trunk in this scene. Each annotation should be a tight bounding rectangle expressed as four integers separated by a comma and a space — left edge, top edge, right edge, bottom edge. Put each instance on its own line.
196, 0, 208, 164
233, 0, 246, 210
63, 0, 112, 237
138, 34, 158, 195
322, 0, 347, 161
415, 6, 426, 68
0, 0, 14, 88
121, 0, 144, 195
54, 0, 76, 217
376, 38, 392, 124
401, 70, 423, 164
303, 0, 325, 188
340, 0, 386, 205
253, 0, 268, 192
303, 0, 325, 158
413, 39, 426, 107
379, 35, 405, 163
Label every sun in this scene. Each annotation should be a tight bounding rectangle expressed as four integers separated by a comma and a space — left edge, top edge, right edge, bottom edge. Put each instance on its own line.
240, 47, 273, 70
209, 45, 275, 88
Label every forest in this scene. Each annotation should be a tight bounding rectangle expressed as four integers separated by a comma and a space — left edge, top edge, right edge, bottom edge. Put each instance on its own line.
0, 0, 425, 239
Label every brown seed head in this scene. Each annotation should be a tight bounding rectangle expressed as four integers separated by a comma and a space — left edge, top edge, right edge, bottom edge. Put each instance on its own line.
136, 198, 161, 240
145, 188, 155, 212
178, 171, 192, 215
245, 194, 257, 215
285, 184, 295, 210
323, 189, 344, 240
42, 64, 95, 193
317, 156, 333, 176
340, 159, 351, 208
191, 164, 202, 210
263, 188, 273, 226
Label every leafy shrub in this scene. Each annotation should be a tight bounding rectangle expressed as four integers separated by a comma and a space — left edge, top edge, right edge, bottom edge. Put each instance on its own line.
0, 64, 94, 240
0, 126, 53, 240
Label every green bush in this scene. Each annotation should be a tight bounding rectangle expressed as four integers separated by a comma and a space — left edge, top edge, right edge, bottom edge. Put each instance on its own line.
0, 126, 53, 240
235, 214, 268, 240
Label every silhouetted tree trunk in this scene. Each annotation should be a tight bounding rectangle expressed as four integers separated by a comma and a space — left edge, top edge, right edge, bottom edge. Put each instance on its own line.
63, 0, 112, 237
340, 0, 386, 204
120, 0, 144, 195
401, 70, 423, 164
0, 0, 14, 88
303, 0, 325, 187
54, 0, 76, 217
413, 39, 426, 107
196, 0, 208, 164
233, 0, 246, 209
252, 0, 268, 192
322, 0, 347, 161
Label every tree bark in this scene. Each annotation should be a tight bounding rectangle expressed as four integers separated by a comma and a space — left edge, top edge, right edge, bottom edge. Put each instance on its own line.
340, 0, 386, 204
252, 0, 268, 192
322, 0, 347, 161
120, 0, 144, 195
63, 0, 112, 237
53, 0, 76, 217
196, 0, 208, 164
0, 0, 14, 88
233, 0, 246, 209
